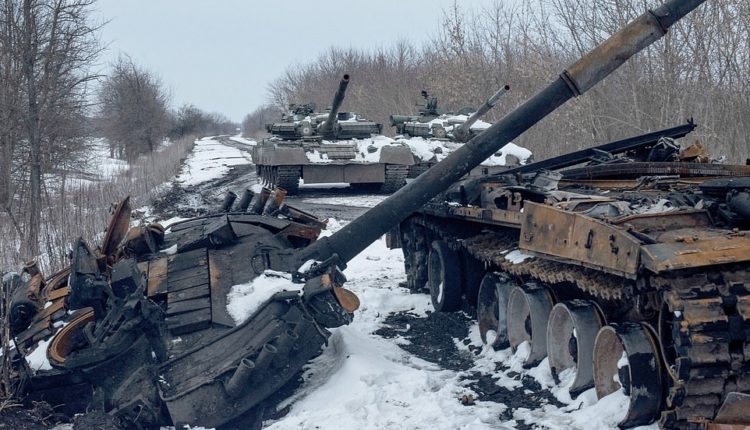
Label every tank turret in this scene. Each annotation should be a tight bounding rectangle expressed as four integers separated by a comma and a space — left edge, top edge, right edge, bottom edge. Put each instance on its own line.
253, 75, 409, 194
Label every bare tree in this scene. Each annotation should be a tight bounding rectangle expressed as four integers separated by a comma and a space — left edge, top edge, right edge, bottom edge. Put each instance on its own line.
0, 0, 102, 258
98, 55, 170, 161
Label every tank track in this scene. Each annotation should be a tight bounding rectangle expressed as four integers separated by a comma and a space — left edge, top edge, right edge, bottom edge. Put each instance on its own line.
653, 270, 750, 428
380, 164, 408, 194
410, 216, 633, 301
407, 162, 432, 179
258, 165, 301, 194
275, 166, 301, 194
405, 215, 750, 428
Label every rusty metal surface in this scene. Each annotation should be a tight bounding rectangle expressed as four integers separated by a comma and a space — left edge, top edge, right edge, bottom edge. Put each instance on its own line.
449, 206, 522, 228
520, 201, 641, 277
208, 249, 236, 328
146, 257, 168, 298
713, 393, 750, 425
101, 196, 131, 257
562, 162, 750, 180
641, 229, 750, 273
612, 210, 711, 232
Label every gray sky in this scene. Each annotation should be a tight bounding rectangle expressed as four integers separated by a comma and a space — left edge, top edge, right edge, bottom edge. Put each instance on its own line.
93, 0, 501, 122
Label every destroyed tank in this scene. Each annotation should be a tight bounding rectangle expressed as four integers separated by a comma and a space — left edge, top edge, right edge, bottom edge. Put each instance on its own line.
5, 1, 746, 428
390, 85, 511, 178
252, 74, 414, 194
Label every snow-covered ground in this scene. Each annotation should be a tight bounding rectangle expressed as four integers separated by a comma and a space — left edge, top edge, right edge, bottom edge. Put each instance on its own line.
254, 221, 654, 430
51, 135, 645, 430
175, 136, 252, 186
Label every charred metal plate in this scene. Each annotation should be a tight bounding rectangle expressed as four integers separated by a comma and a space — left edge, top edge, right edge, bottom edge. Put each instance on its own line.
16, 318, 52, 346
146, 258, 168, 298
208, 249, 236, 328
168, 285, 210, 303
101, 197, 131, 257
449, 206, 522, 228
612, 210, 711, 233
166, 308, 212, 335
520, 202, 640, 277
166, 297, 211, 316
641, 230, 750, 273
45, 287, 69, 301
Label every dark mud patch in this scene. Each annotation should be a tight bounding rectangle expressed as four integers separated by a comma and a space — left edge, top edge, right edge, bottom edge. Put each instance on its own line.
374, 309, 562, 429
150, 164, 256, 220
0, 401, 68, 430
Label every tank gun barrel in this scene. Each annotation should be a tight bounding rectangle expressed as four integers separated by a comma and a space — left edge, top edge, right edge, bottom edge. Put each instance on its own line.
320, 74, 350, 138
296, 0, 707, 267
458, 84, 510, 133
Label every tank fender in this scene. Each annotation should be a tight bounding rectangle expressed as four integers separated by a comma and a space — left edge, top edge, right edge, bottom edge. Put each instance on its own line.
379, 144, 415, 165
519, 202, 640, 278
252, 143, 308, 165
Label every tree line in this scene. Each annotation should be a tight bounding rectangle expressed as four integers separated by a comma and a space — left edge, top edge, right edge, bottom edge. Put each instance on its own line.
245, 0, 750, 164
0, 0, 237, 266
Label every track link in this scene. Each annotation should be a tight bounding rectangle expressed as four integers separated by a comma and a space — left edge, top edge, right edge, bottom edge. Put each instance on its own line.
258, 165, 301, 194
655, 270, 750, 428
380, 164, 408, 194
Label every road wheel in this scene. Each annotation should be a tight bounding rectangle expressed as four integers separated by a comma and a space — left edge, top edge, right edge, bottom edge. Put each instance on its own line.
427, 240, 462, 312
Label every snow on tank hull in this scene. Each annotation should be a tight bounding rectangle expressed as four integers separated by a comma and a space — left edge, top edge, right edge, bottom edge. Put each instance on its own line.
252, 138, 414, 194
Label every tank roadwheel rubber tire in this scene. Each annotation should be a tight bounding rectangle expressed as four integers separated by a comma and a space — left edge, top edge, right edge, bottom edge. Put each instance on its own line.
593, 323, 663, 428
379, 164, 408, 194
427, 240, 462, 312
462, 253, 485, 306
546, 300, 604, 397
477, 272, 513, 349
403, 221, 429, 293
506, 284, 555, 367
274, 166, 301, 195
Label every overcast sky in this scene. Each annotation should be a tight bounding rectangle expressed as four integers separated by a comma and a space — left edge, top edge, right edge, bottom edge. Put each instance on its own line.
93, 0, 502, 122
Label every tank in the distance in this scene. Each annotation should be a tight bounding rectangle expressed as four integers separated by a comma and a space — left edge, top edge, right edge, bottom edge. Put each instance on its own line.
390, 86, 516, 178
252, 74, 414, 194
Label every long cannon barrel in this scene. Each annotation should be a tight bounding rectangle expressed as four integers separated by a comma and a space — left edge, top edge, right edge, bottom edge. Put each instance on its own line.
296, 0, 707, 267
389, 114, 419, 127
458, 84, 511, 133
320, 74, 350, 138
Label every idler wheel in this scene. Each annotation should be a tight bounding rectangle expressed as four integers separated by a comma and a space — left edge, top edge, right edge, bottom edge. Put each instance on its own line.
507, 284, 554, 366
593, 323, 663, 428
546, 300, 604, 397
47, 308, 95, 367
477, 272, 513, 349
427, 240, 462, 312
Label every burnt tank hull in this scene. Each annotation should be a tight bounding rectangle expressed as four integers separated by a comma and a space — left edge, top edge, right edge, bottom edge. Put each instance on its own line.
390, 124, 750, 428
